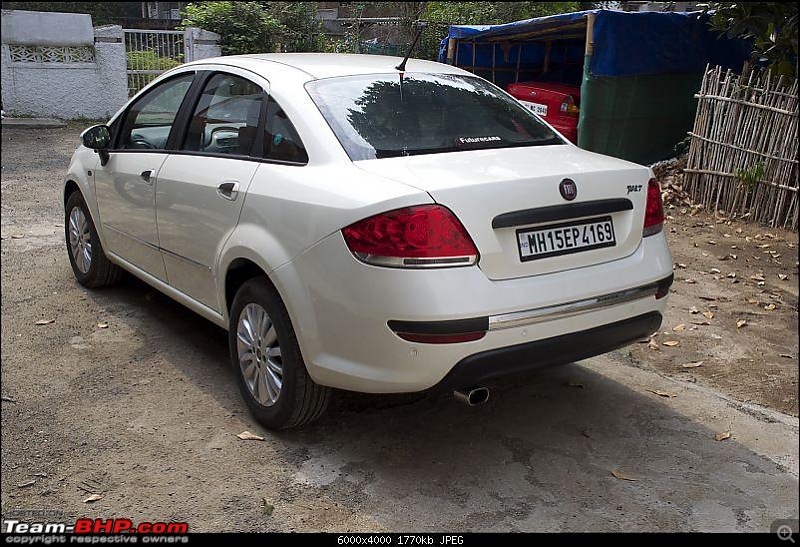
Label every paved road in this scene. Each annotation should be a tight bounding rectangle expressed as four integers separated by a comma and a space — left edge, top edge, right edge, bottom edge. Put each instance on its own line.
1, 127, 798, 532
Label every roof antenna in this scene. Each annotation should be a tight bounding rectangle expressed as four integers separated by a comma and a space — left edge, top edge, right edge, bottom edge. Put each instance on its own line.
395, 21, 428, 72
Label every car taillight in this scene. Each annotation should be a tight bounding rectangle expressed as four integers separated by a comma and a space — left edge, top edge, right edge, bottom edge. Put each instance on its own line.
560, 95, 580, 116
341, 204, 479, 268
643, 178, 664, 237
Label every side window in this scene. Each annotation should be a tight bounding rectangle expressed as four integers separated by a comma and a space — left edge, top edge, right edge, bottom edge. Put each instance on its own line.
117, 73, 194, 150
263, 96, 308, 164
182, 73, 264, 156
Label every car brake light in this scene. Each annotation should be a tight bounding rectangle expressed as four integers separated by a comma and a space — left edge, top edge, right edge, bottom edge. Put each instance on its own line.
643, 178, 664, 237
560, 95, 580, 116
341, 204, 479, 268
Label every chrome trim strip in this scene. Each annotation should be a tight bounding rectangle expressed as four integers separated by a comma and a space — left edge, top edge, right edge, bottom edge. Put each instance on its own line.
487, 281, 660, 331
160, 246, 212, 271
353, 252, 477, 268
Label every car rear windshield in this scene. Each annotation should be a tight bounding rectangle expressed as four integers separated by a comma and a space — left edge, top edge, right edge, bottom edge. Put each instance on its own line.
305, 73, 564, 161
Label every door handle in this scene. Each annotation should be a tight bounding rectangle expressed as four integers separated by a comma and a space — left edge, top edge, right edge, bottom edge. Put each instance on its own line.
140, 170, 154, 185
217, 181, 240, 201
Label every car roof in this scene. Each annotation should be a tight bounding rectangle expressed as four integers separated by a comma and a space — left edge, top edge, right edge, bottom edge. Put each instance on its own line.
183, 53, 470, 81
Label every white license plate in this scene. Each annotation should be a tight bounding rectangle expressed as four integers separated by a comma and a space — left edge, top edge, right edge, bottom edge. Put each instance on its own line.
520, 101, 548, 116
517, 216, 616, 262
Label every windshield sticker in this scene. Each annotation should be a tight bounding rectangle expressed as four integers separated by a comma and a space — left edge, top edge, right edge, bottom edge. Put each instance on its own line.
457, 136, 502, 145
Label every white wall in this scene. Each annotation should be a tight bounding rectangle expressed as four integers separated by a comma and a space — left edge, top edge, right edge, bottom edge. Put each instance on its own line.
1, 10, 221, 120
1, 10, 128, 119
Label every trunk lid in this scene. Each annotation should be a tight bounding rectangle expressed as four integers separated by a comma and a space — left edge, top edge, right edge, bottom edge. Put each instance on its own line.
355, 145, 652, 281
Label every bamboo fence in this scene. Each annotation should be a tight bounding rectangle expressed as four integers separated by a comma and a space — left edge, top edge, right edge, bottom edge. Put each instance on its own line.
683, 64, 798, 231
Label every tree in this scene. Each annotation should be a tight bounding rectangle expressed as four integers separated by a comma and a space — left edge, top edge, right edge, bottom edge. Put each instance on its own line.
0, 2, 140, 25
704, 2, 798, 79
180, 2, 322, 54
417, 2, 580, 60
262, 2, 322, 52
180, 1, 281, 55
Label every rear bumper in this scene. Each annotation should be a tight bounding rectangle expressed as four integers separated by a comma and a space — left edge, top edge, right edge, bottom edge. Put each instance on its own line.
436, 311, 663, 390
270, 231, 673, 393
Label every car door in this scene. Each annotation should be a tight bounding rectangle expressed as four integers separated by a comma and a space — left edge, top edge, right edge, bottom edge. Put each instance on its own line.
155, 71, 266, 311
94, 72, 196, 280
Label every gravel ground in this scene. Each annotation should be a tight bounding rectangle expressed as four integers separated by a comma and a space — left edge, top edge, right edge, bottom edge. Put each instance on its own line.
1, 126, 798, 532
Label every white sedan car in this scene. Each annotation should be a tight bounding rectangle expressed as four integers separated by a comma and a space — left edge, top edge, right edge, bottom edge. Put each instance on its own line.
64, 54, 673, 429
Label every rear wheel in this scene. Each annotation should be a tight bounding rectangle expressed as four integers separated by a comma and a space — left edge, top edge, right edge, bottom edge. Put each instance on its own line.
65, 191, 121, 288
229, 278, 331, 429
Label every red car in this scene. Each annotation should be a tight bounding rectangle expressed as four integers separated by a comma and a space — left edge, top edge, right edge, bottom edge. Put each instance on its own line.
506, 81, 581, 144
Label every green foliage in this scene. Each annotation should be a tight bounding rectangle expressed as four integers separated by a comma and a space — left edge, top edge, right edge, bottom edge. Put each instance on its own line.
263, 1, 323, 52
180, 1, 281, 55
703, 2, 798, 79
180, 2, 322, 54
423, 2, 580, 25
126, 50, 182, 71
736, 162, 766, 189
0, 2, 140, 24
418, 2, 580, 60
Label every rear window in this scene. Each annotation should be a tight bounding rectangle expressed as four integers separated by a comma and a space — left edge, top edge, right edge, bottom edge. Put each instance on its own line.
306, 73, 564, 161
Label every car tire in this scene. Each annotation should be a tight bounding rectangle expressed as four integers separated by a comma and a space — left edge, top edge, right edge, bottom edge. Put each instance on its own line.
65, 190, 122, 288
229, 278, 331, 429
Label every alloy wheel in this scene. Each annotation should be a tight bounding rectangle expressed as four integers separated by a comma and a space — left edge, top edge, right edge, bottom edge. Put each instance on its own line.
236, 303, 283, 406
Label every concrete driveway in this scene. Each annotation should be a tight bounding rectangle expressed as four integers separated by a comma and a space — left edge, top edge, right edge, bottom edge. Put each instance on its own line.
1, 126, 798, 532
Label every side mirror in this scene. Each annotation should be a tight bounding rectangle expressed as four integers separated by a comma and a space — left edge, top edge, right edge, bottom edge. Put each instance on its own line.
80, 125, 111, 165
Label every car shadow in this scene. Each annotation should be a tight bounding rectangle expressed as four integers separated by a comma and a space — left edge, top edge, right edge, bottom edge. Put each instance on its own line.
84, 273, 798, 532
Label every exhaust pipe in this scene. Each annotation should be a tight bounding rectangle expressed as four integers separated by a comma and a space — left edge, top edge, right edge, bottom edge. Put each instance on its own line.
454, 386, 490, 406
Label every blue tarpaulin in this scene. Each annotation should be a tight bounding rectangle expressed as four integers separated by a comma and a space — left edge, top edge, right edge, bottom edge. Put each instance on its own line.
438, 9, 750, 78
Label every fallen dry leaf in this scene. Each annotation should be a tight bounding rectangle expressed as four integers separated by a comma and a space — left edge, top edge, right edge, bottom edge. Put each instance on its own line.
611, 470, 638, 481
647, 340, 660, 351
727, 272, 737, 279
764, 304, 776, 311
736, 319, 747, 329
702, 311, 715, 320
714, 431, 731, 442
97, 322, 109, 329
662, 340, 679, 347
778, 274, 789, 281
747, 298, 758, 305
34, 319, 55, 325
750, 274, 766, 282
689, 306, 699, 314
709, 268, 721, 274
690, 320, 710, 326
646, 388, 677, 398
672, 324, 686, 332
681, 361, 704, 369
236, 431, 265, 442
684, 278, 697, 284
83, 493, 103, 503
11, 234, 25, 239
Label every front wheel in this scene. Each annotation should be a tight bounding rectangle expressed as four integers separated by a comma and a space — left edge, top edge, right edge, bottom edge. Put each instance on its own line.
65, 191, 122, 288
228, 278, 331, 429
